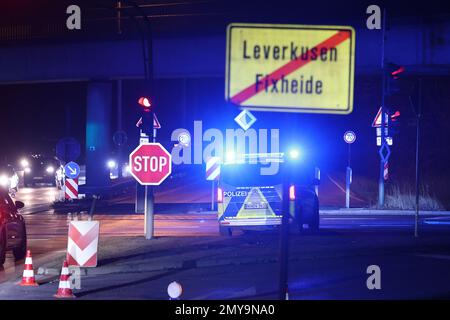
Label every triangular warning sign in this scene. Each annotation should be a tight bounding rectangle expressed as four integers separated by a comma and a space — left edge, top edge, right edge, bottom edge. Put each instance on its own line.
372, 107, 389, 127
237, 188, 275, 218
153, 113, 161, 129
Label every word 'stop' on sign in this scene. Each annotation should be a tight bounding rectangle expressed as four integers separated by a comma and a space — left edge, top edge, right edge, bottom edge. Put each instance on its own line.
225, 23, 355, 115
129, 143, 172, 186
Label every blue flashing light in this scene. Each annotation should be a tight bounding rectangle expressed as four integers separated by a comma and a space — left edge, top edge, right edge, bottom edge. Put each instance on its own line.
288, 148, 300, 160
226, 151, 235, 163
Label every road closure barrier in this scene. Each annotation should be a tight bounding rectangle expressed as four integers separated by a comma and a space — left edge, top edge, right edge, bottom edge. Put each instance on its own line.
67, 220, 99, 267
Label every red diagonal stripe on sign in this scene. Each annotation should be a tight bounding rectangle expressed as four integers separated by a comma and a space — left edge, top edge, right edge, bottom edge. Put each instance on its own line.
69, 223, 99, 251
230, 30, 351, 105
82, 253, 98, 267
67, 253, 78, 266
65, 179, 78, 196
67, 252, 97, 267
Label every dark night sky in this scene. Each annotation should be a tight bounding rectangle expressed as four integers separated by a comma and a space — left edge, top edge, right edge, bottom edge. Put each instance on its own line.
0, 82, 86, 162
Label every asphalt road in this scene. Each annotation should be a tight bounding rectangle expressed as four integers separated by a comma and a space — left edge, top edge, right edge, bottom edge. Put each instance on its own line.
1, 186, 450, 299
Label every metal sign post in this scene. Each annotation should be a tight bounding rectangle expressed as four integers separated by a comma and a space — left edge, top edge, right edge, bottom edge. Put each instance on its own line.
144, 185, 154, 239
314, 167, 320, 197
135, 131, 148, 214
414, 79, 423, 238
346, 167, 352, 208
278, 168, 290, 300
379, 8, 387, 207
343, 131, 356, 208
206, 157, 221, 211
211, 180, 215, 211
129, 142, 172, 239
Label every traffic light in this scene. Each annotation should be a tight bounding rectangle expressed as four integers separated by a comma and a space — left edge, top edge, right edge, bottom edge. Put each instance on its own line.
385, 62, 405, 96
390, 110, 400, 122
136, 96, 153, 135
389, 109, 401, 135
138, 97, 151, 108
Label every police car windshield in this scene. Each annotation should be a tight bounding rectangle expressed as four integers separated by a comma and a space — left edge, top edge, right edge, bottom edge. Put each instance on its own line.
220, 162, 282, 186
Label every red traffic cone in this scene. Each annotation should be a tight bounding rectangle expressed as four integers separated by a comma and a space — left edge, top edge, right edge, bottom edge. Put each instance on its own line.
54, 260, 75, 298
19, 250, 38, 286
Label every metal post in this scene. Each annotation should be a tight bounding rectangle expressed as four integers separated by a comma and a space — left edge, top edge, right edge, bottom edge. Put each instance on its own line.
348, 143, 351, 168
117, 79, 123, 179
314, 167, 320, 197
89, 195, 98, 221
278, 169, 290, 300
211, 180, 215, 211
122, 1, 155, 235
378, 8, 387, 207
146, 112, 155, 238
346, 167, 352, 209
346, 143, 351, 208
414, 79, 422, 238
144, 185, 154, 239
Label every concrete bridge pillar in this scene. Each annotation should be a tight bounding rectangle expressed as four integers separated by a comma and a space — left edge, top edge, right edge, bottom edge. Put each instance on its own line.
85, 81, 112, 190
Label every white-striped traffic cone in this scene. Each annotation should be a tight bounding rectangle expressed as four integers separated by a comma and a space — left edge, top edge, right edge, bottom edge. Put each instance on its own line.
54, 260, 75, 298
18, 250, 38, 286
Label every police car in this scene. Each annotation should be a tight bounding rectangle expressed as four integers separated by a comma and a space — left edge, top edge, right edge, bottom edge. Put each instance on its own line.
217, 152, 319, 236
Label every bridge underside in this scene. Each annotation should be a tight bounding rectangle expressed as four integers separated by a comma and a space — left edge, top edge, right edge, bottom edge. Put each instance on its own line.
1, 21, 448, 191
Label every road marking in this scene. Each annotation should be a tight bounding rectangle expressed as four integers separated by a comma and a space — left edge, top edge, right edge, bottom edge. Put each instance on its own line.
359, 224, 411, 227
322, 217, 377, 220
424, 219, 450, 225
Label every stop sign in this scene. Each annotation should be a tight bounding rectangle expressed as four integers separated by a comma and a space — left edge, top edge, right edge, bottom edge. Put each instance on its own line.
129, 143, 172, 185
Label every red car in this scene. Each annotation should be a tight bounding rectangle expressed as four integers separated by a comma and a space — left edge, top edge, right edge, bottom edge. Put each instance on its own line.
0, 188, 27, 265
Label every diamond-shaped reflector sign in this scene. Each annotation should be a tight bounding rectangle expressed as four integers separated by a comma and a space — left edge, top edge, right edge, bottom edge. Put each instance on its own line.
234, 109, 257, 131
379, 142, 391, 163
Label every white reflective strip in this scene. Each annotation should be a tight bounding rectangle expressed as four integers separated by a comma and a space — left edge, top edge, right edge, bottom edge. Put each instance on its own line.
25, 257, 33, 265
23, 270, 34, 277
61, 267, 70, 275
206, 157, 219, 171
70, 221, 98, 236
68, 237, 98, 266
206, 166, 220, 181
67, 179, 78, 191
65, 188, 77, 199
222, 218, 282, 226
58, 281, 71, 289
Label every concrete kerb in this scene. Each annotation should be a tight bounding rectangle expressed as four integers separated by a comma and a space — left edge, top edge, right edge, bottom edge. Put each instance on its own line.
76, 256, 271, 276
320, 209, 450, 216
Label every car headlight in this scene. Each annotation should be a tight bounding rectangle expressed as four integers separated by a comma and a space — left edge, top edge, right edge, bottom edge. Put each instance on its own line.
107, 160, 117, 169
0, 175, 9, 187
20, 159, 29, 168
46, 166, 55, 173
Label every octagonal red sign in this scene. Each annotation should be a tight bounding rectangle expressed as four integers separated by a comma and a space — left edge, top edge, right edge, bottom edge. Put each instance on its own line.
129, 143, 172, 185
